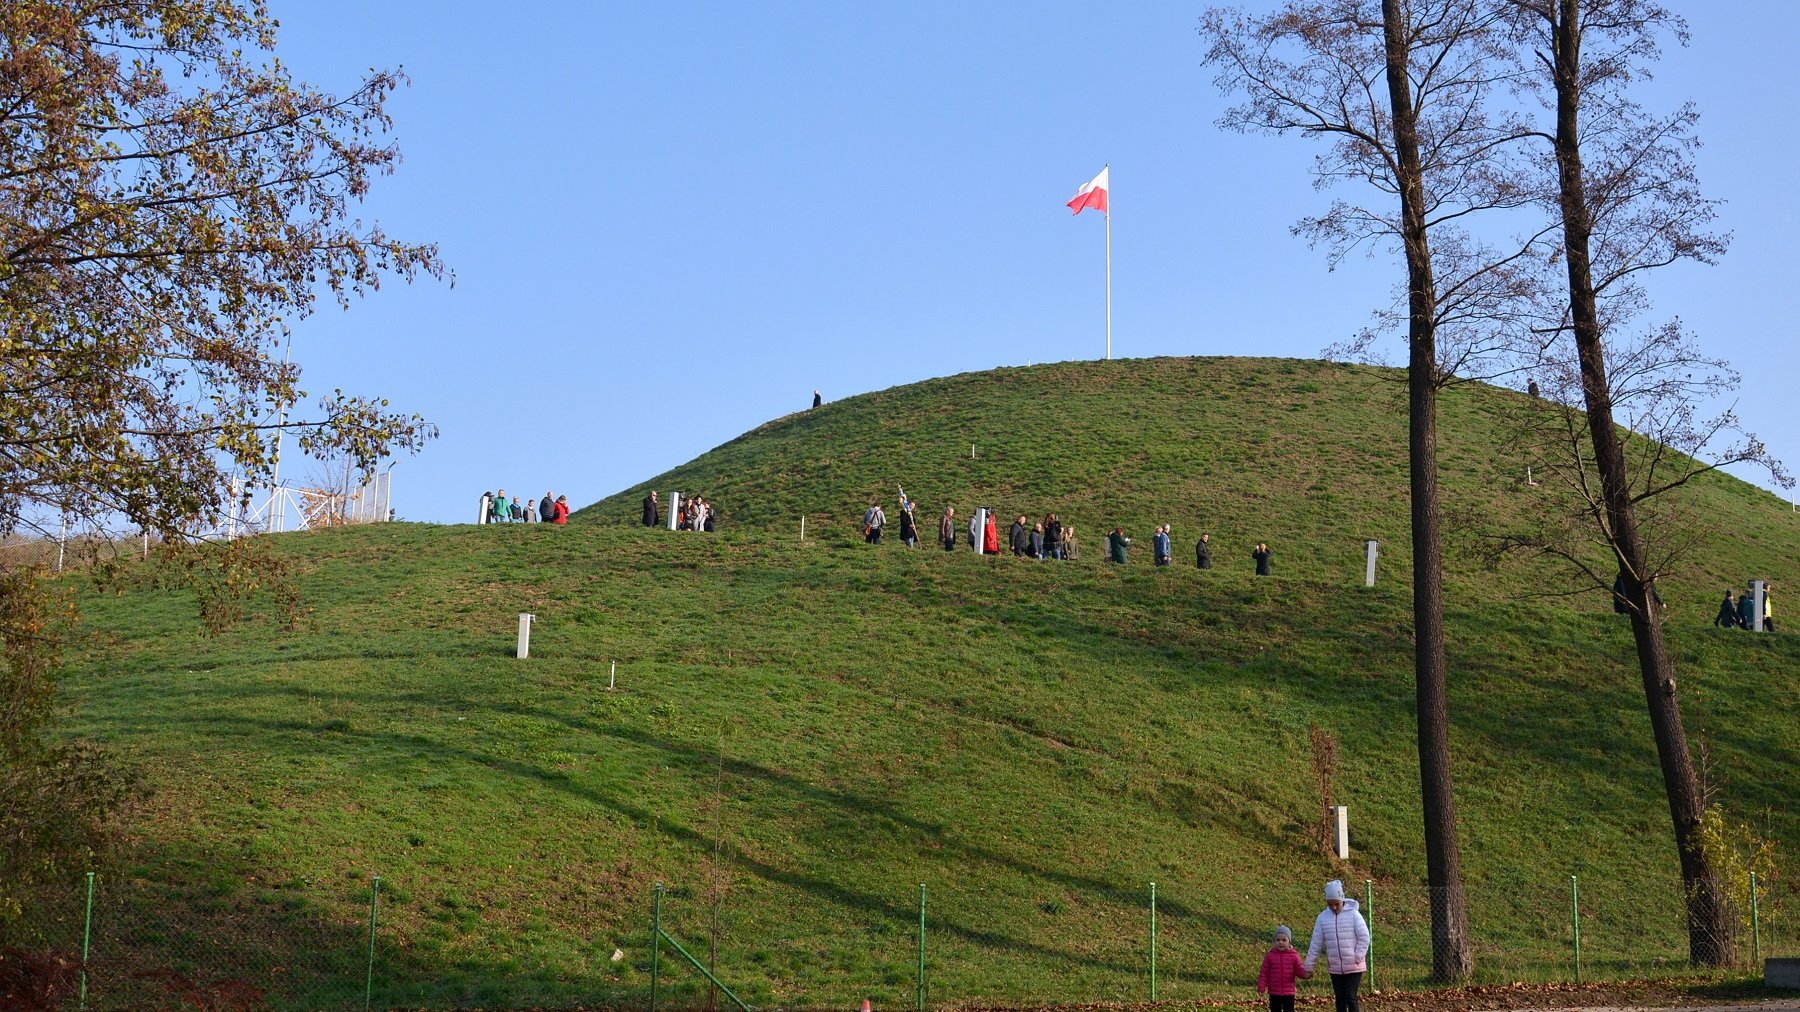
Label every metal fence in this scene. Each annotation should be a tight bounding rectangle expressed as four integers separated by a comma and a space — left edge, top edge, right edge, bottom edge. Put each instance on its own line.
3, 870, 1792, 1011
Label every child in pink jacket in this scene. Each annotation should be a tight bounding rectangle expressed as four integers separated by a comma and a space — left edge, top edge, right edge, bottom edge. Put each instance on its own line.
1257, 924, 1309, 1012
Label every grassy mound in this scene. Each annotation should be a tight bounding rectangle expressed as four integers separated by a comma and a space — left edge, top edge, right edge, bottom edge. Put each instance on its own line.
40, 357, 1800, 1010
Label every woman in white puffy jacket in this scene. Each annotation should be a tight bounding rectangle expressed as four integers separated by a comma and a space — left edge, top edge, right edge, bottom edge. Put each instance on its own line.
1302, 879, 1369, 1012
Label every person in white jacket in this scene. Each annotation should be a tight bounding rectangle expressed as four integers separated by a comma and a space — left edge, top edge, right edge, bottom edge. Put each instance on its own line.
1303, 879, 1370, 1012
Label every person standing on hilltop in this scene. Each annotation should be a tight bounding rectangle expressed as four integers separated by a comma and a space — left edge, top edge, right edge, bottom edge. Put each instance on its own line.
551, 495, 570, 524
968, 509, 981, 550
1738, 587, 1757, 630
1252, 542, 1273, 576
899, 500, 918, 548
541, 492, 555, 525
812, 389, 822, 409
983, 510, 1000, 555
939, 506, 958, 552
1764, 582, 1775, 632
642, 490, 659, 527
1108, 527, 1131, 564
863, 500, 886, 545
491, 490, 512, 524
1044, 514, 1063, 560
1153, 525, 1172, 566
1009, 515, 1028, 557
1196, 532, 1212, 569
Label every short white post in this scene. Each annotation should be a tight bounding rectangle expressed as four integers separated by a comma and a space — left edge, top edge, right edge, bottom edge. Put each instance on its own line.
971, 444, 976, 459
1332, 805, 1350, 859
478, 493, 492, 524
142, 531, 149, 560
608, 660, 617, 691
667, 492, 681, 531
1364, 540, 1379, 587
800, 517, 806, 542
516, 613, 535, 659
974, 508, 987, 553
1752, 579, 1767, 633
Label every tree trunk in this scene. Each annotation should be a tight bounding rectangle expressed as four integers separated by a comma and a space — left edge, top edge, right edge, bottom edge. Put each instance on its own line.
1546, 0, 1731, 966
1382, 0, 1473, 982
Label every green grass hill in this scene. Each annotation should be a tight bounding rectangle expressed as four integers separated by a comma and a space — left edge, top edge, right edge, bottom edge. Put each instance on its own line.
38, 357, 1800, 1010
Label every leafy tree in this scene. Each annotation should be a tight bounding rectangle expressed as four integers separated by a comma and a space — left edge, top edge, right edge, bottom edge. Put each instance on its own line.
1, 0, 442, 915
1202, 0, 1533, 980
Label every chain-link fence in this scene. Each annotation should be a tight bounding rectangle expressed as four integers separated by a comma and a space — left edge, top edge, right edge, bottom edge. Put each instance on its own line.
3, 870, 1791, 1010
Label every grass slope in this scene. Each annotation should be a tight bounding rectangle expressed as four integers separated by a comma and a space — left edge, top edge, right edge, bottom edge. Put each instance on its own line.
41, 357, 1800, 1010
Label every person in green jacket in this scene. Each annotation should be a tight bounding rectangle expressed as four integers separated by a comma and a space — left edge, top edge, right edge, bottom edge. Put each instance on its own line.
491, 490, 512, 523
1107, 527, 1131, 564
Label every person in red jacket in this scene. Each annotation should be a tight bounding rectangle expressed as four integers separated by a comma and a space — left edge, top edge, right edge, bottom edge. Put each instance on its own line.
551, 495, 570, 524
1257, 924, 1308, 1012
982, 510, 1000, 555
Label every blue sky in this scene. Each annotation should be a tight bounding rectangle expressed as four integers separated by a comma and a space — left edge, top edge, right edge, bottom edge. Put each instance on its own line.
267, 2, 1799, 524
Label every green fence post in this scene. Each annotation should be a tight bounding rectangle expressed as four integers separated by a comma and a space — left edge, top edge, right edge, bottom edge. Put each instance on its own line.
1149, 882, 1158, 1002
916, 884, 927, 1012
364, 875, 381, 1012
79, 871, 95, 1012
1570, 875, 1581, 985
1363, 879, 1373, 994
1751, 871, 1761, 969
652, 883, 664, 1012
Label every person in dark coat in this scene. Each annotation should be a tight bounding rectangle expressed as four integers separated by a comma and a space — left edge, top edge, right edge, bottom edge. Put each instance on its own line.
1715, 590, 1738, 628
1195, 532, 1212, 569
899, 503, 918, 548
1108, 527, 1131, 564
1252, 543, 1273, 576
1737, 588, 1758, 630
1153, 525, 1171, 566
1044, 514, 1063, 560
939, 507, 958, 552
1028, 522, 1045, 559
541, 492, 555, 524
1009, 516, 1028, 557
642, 491, 659, 527
812, 389, 822, 409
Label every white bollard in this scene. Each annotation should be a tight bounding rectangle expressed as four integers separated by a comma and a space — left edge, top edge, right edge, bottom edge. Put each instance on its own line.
667, 492, 681, 531
608, 660, 617, 691
800, 517, 805, 542
517, 613, 535, 659
478, 493, 492, 524
1752, 579, 1767, 633
1364, 540, 1379, 587
1332, 805, 1350, 859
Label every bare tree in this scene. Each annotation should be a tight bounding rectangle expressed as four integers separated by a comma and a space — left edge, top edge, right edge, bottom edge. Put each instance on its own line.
1501, 0, 1785, 966
1200, 0, 1542, 980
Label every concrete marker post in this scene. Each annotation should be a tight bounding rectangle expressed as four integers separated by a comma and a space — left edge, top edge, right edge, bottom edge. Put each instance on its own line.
517, 613, 535, 659
668, 492, 681, 531
1752, 579, 1767, 632
1364, 540, 1379, 587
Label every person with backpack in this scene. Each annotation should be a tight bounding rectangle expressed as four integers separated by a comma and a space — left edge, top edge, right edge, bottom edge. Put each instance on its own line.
862, 500, 886, 544
899, 501, 918, 548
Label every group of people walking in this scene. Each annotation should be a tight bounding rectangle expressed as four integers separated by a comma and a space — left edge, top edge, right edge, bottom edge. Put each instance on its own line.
1257, 879, 1371, 1012
641, 490, 719, 532
480, 489, 568, 524
1715, 584, 1775, 631
854, 497, 1284, 574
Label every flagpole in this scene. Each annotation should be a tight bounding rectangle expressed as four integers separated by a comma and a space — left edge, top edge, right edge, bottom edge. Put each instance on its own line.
1104, 164, 1112, 361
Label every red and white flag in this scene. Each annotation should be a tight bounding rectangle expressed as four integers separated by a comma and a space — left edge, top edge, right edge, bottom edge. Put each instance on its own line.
1066, 166, 1109, 215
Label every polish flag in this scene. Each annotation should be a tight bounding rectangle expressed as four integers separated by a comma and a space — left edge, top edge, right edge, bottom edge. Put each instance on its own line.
1066, 166, 1109, 215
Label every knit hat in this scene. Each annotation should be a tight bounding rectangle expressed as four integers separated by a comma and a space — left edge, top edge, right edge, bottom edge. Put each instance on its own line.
1274, 925, 1292, 941
1324, 879, 1346, 902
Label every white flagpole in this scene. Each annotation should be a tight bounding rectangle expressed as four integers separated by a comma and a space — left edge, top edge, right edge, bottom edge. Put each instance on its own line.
1104, 164, 1112, 361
